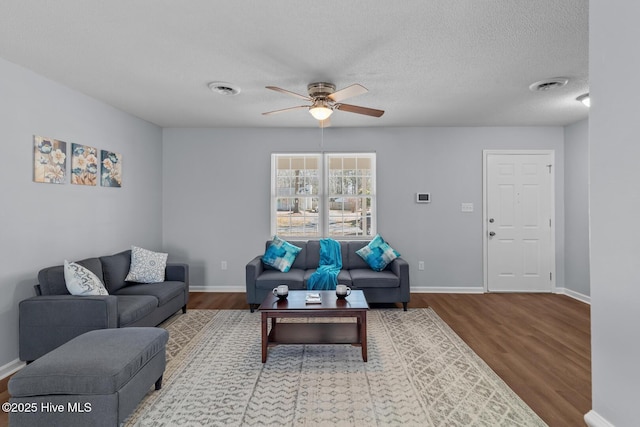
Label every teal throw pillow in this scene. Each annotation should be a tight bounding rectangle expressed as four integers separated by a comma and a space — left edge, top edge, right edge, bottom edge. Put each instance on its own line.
262, 236, 302, 272
356, 234, 401, 271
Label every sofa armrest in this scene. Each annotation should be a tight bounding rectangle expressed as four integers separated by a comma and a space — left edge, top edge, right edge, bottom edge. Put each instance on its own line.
390, 257, 411, 299
166, 263, 189, 311
245, 255, 265, 306
19, 295, 118, 361
166, 263, 189, 285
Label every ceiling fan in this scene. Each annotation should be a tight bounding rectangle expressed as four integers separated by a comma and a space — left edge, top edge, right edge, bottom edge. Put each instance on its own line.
262, 82, 384, 127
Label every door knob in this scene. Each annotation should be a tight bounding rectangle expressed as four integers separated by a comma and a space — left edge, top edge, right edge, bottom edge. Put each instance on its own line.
489, 231, 496, 237
489, 218, 495, 223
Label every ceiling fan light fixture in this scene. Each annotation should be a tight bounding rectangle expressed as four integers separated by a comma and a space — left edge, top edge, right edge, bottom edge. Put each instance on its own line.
577, 93, 590, 107
309, 100, 333, 121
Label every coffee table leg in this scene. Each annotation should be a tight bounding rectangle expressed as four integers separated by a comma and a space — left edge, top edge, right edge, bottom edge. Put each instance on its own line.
361, 311, 367, 362
261, 312, 268, 363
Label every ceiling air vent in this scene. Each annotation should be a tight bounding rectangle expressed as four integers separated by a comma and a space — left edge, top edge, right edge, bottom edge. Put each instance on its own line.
529, 78, 569, 92
208, 81, 241, 96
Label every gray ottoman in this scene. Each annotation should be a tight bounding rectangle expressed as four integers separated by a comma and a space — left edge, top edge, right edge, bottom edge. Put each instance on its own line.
8, 327, 168, 427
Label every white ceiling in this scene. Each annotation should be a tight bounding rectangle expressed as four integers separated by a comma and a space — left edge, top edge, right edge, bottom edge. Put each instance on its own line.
0, 0, 589, 128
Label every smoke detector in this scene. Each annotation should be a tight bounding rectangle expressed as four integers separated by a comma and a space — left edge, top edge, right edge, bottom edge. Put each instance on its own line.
208, 81, 241, 96
529, 78, 569, 92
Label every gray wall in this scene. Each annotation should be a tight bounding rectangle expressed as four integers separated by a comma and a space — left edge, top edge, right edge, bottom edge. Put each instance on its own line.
162, 126, 565, 292
0, 57, 163, 371
564, 119, 590, 298
588, 2, 640, 425
0, 52, 595, 384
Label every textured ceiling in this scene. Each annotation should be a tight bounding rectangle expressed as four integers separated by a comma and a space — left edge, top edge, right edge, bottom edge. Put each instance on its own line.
0, 0, 589, 128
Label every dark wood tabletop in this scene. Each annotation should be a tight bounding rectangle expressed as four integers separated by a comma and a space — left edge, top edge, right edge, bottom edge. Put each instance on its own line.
258, 290, 369, 311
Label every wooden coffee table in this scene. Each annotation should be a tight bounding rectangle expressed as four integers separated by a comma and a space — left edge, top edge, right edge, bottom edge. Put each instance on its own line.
258, 290, 369, 363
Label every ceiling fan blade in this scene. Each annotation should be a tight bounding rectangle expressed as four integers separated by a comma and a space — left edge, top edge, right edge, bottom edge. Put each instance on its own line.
266, 86, 311, 101
328, 84, 368, 102
335, 103, 385, 118
262, 105, 308, 115
319, 117, 331, 128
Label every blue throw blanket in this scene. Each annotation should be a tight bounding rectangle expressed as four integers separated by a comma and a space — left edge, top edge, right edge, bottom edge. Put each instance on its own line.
307, 238, 342, 290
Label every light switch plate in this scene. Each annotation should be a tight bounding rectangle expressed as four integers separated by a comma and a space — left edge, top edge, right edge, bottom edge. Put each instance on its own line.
461, 203, 474, 213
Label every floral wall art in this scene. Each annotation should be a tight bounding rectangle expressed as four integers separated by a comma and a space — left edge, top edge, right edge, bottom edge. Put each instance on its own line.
101, 150, 122, 187
33, 135, 67, 184
71, 143, 98, 186
32, 135, 123, 188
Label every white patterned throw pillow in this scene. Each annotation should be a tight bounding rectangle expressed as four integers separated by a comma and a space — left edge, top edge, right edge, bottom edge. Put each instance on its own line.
64, 260, 109, 296
125, 246, 168, 283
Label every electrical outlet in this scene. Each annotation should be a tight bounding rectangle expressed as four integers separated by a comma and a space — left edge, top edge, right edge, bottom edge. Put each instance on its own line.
418, 261, 425, 271
221, 261, 227, 270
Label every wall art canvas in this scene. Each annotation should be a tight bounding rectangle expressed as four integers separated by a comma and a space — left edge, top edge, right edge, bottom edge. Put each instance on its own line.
71, 143, 98, 186
101, 150, 122, 187
33, 135, 67, 184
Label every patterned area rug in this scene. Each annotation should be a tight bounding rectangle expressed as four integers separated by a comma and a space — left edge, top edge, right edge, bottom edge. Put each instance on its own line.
126, 309, 546, 426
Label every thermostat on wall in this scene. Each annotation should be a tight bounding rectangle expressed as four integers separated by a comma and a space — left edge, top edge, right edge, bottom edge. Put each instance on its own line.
416, 193, 431, 203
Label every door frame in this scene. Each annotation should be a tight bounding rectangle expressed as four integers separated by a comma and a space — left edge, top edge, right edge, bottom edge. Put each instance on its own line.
482, 149, 556, 292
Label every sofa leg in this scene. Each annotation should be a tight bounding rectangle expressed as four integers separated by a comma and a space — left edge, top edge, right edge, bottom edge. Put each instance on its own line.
155, 375, 163, 390
182, 305, 187, 314
250, 304, 255, 313
403, 302, 408, 311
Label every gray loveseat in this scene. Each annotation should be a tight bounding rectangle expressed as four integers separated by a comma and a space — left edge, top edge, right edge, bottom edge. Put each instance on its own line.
246, 240, 409, 312
19, 249, 189, 362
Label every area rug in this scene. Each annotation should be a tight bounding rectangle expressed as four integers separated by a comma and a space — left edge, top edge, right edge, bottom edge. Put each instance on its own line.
125, 309, 546, 427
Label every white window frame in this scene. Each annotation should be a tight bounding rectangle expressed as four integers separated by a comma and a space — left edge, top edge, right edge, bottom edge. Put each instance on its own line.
271, 152, 376, 239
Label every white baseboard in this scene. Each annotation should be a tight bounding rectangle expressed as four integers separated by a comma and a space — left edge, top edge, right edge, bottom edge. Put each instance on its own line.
585, 410, 615, 427
0, 358, 25, 381
555, 287, 591, 304
189, 285, 589, 304
189, 285, 245, 292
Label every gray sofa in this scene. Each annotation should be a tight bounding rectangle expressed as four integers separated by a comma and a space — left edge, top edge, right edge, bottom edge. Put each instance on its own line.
246, 240, 409, 312
19, 249, 189, 362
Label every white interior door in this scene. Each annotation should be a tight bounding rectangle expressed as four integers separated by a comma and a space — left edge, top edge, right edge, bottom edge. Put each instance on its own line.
484, 151, 555, 292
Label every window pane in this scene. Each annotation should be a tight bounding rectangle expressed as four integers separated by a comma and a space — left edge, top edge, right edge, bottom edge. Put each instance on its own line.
272, 154, 321, 237
276, 197, 319, 236
357, 157, 371, 170
328, 197, 372, 237
272, 153, 374, 238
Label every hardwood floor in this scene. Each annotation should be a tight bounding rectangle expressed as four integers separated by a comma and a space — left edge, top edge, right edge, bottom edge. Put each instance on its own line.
0, 292, 590, 427
416, 293, 591, 427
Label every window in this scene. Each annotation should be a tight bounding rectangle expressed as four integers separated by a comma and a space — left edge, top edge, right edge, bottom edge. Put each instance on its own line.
271, 153, 376, 238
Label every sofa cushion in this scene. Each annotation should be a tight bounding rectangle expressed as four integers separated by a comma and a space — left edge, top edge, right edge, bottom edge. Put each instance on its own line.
64, 260, 109, 296
9, 328, 168, 396
255, 269, 306, 290
100, 250, 132, 293
350, 269, 400, 288
125, 246, 168, 283
304, 269, 352, 287
355, 234, 401, 271
116, 295, 158, 327
114, 281, 185, 306
262, 236, 302, 272
306, 240, 349, 269
38, 257, 103, 296
343, 241, 371, 271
